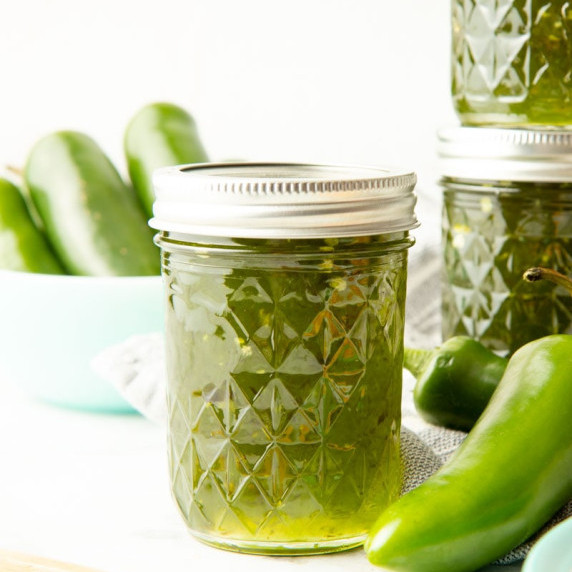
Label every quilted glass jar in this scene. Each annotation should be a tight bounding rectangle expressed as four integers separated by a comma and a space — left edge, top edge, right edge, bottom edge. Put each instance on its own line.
439, 128, 572, 356
452, 0, 572, 126
151, 163, 418, 555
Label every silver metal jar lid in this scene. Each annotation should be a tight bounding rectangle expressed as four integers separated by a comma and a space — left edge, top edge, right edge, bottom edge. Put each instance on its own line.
150, 162, 418, 239
438, 127, 572, 182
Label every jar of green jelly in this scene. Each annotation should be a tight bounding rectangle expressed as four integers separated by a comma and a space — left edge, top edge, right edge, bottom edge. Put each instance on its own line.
151, 163, 418, 555
452, 0, 572, 126
439, 128, 572, 356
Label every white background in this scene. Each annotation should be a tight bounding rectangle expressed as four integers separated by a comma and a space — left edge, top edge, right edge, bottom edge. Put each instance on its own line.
1, 0, 455, 193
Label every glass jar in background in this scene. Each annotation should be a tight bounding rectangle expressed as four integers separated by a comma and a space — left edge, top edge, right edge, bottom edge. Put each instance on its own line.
439, 128, 572, 356
452, 0, 572, 126
151, 163, 418, 555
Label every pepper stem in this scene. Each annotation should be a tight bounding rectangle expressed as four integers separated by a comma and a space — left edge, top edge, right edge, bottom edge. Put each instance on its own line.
523, 267, 572, 296
2, 165, 24, 188
5, 165, 23, 177
403, 347, 435, 380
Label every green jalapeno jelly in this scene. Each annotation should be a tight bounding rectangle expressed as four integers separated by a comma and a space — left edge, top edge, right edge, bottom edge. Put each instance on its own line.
151, 163, 418, 555
439, 128, 572, 356
452, 0, 572, 126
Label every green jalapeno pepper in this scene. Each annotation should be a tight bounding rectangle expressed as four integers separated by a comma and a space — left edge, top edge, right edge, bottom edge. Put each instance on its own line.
124, 102, 209, 217
25, 130, 159, 277
405, 267, 572, 431
0, 177, 65, 274
404, 337, 507, 431
366, 333, 572, 572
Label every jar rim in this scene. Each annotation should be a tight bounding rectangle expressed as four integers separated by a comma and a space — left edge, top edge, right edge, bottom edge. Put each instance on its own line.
150, 162, 419, 239
438, 127, 572, 182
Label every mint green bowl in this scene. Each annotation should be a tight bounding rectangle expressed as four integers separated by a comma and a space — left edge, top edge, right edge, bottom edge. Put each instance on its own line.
0, 270, 163, 413
523, 517, 572, 572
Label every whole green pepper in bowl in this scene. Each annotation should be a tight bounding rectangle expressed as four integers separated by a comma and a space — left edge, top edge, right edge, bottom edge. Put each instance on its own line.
0, 177, 65, 274
124, 102, 209, 217
25, 130, 160, 276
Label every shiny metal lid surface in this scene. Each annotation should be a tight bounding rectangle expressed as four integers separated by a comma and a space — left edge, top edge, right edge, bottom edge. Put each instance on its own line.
438, 127, 572, 182
150, 162, 418, 238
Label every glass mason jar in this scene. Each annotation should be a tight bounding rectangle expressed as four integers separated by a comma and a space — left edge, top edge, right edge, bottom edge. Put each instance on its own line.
452, 0, 572, 126
151, 163, 418, 555
439, 128, 572, 356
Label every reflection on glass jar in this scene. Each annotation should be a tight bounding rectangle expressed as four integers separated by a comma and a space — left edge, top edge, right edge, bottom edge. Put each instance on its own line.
151, 163, 418, 555
439, 128, 572, 356
452, 0, 572, 126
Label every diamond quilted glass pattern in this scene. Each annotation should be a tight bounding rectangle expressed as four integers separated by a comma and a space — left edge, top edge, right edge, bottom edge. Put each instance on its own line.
163, 238, 408, 553
442, 183, 572, 355
452, 0, 572, 125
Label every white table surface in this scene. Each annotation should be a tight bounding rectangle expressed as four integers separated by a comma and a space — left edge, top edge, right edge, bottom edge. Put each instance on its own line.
0, 377, 521, 572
